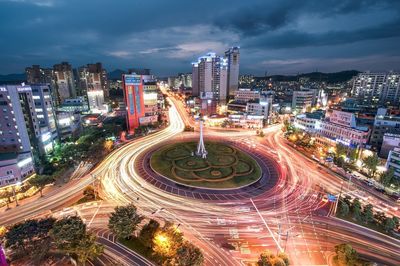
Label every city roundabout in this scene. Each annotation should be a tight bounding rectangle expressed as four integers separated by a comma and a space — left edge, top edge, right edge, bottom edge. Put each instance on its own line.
136, 135, 281, 201
150, 141, 262, 189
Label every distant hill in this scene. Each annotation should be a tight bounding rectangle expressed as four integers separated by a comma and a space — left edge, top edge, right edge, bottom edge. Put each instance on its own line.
108, 69, 126, 80
255, 70, 360, 84
0, 73, 26, 84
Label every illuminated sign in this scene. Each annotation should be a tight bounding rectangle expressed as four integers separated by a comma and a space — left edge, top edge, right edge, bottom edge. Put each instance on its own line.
125, 75, 141, 85
17, 157, 33, 168
16, 86, 32, 92
0, 87, 6, 92
41, 132, 52, 143
135, 86, 141, 114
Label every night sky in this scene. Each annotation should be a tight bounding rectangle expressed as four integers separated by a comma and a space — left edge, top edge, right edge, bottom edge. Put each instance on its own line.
0, 0, 399, 75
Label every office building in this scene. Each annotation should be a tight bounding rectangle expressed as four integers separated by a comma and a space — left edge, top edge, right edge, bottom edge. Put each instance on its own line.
225, 47, 240, 97
57, 97, 89, 113
31, 84, 58, 152
370, 108, 400, 149
56, 112, 81, 141
380, 133, 400, 158
123, 74, 145, 134
386, 147, 400, 180
352, 72, 400, 106
0, 85, 37, 187
292, 88, 317, 113
53, 62, 76, 105
235, 89, 260, 102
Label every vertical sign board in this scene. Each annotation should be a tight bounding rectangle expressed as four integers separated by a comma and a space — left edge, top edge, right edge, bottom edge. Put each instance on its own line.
123, 74, 143, 134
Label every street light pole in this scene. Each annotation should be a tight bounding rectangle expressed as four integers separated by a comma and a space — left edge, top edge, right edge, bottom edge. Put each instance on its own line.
11, 185, 18, 207
333, 181, 343, 216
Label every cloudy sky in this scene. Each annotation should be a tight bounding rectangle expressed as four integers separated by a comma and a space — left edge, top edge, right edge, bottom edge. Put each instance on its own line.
0, 0, 399, 75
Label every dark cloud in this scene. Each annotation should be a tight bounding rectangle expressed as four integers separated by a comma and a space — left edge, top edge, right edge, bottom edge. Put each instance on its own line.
0, 0, 399, 75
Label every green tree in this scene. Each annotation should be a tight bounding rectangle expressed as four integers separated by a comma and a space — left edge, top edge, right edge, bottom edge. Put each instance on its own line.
29, 175, 54, 197
4, 218, 56, 262
362, 204, 374, 224
138, 219, 160, 249
74, 232, 104, 265
335, 143, 347, 158
351, 198, 362, 221
259, 131, 265, 137
393, 216, 399, 228
362, 154, 379, 178
348, 148, 358, 162
333, 244, 359, 266
108, 204, 143, 239
257, 250, 289, 266
83, 185, 96, 200
50, 216, 103, 265
380, 168, 395, 187
175, 241, 204, 266
383, 217, 396, 232
0, 189, 13, 209
338, 202, 350, 217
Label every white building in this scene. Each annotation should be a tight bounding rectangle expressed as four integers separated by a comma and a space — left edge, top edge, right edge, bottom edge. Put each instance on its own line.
235, 89, 260, 102
380, 133, 400, 158
352, 72, 400, 106
386, 147, 400, 180
292, 89, 317, 113
0, 85, 36, 187
294, 110, 370, 148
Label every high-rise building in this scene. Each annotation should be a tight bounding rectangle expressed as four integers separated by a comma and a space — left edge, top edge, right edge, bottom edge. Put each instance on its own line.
123, 74, 145, 134
225, 47, 240, 97
53, 62, 76, 105
352, 72, 400, 106
0, 85, 38, 187
25, 65, 54, 85
191, 47, 239, 104
77, 63, 109, 103
192, 63, 200, 97
31, 84, 58, 153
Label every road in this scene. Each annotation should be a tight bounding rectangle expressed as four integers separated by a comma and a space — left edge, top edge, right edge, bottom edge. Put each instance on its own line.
2, 95, 400, 265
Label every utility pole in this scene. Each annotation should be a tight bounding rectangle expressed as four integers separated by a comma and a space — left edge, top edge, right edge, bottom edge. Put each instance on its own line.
11, 185, 19, 207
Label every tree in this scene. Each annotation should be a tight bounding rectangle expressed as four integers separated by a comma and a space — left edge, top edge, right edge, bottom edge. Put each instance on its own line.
4, 218, 56, 262
362, 204, 374, 225
259, 131, 265, 137
393, 216, 399, 228
343, 195, 352, 206
335, 143, 347, 158
380, 168, 395, 187
50, 216, 86, 250
175, 241, 204, 266
83, 185, 96, 200
374, 211, 387, 225
333, 244, 359, 266
351, 198, 362, 221
0, 189, 13, 209
108, 204, 143, 239
29, 174, 54, 197
139, 219, 160, 249
257, 250, 289, 266
74, 232, 104, 265
338, 202, 349, 217
383, 217, 396, 232
362, 154, 379, 178
50, 216, 103, 265
153, 221, 183, 259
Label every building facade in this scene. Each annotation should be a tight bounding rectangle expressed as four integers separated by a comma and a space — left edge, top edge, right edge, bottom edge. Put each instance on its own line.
53, 62, 76, 105
225, 47, 240, 97
123, 74, 145, 134
352, 72, 400, 106
0, 85, 36, 187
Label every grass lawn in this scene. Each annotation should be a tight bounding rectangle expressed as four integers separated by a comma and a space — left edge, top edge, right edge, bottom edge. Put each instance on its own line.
151, 141, 262, 189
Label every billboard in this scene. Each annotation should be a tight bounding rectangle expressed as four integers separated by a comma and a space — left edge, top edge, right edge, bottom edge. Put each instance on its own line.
124, 74, 142, 85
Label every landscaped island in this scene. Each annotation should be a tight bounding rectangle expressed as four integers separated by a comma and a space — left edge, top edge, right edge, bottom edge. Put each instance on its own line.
151, 141, 261, 189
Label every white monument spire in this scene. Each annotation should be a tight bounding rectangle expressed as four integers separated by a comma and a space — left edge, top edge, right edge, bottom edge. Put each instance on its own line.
196, 114, 207, 159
